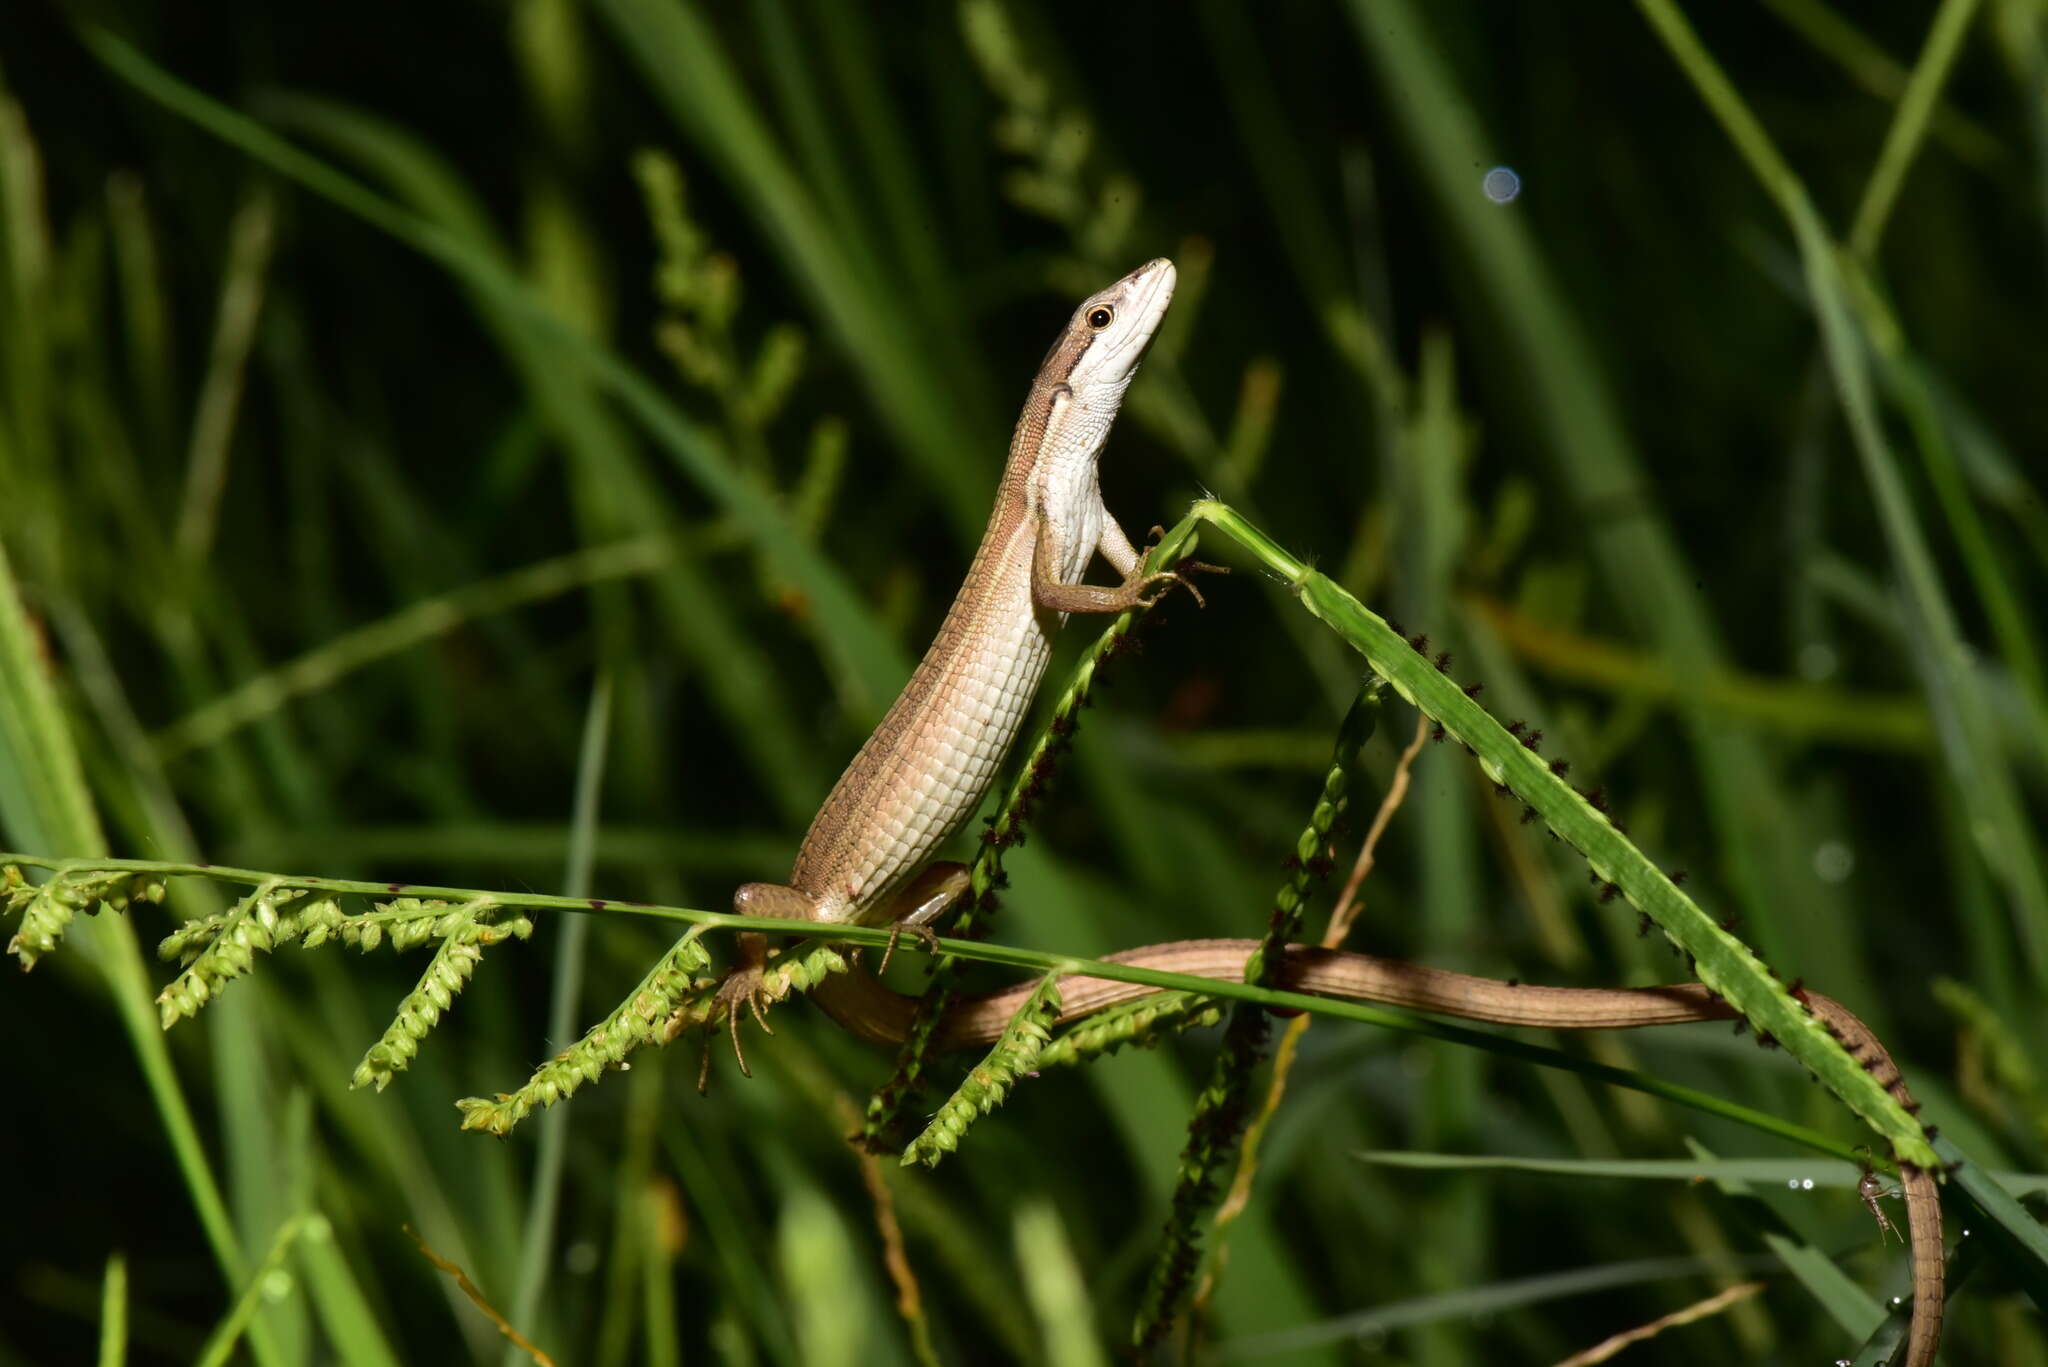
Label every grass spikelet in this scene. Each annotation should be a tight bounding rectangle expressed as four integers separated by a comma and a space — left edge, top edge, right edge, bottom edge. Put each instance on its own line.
1134, 686, 1377, 1346
456, 930, 727, 1136
4, 863, 165, 969
154, 881, 301, 1026
1034, 991, 1223, 1069
352, 901, 532, 1091
902, 972, 1063, 1168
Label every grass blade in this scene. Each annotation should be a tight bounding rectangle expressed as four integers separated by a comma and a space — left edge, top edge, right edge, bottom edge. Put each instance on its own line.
78, 24, 908, 717
1632, 0, 2048, 986
95, 1253, 125, 1367
504, 675, 613, 1363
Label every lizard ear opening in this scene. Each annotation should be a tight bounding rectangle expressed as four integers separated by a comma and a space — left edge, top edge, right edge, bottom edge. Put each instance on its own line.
1086, 305, 1115, 331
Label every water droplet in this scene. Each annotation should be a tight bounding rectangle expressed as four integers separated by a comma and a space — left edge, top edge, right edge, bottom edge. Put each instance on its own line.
1786, 1178, 1800, 1190
1802, 1178, 1815, 1190
1813, 841, 1854, 883
1891, 1296, 1904, 1307
1798, 642, 1839, 681
1482, 166, 1522, 204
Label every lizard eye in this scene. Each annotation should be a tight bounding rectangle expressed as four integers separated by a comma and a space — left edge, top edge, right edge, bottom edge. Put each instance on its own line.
1086, 305, 1115, 331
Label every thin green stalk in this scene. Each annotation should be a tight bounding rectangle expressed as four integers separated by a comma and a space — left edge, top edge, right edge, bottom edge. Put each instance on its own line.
1634, 0, 2048, 986
79, 24, 907, 716
1761, 0, 2004, 170
590, 0, 995, 538
96, 1253, 127, 1367
1185, 499, 1938, 1166
1344, 0, 1869, 994
0, 540, 280, 1365
271, 94, 836, 812
192, 1215, 308, 1367
1218, 1252, 1781, 1358
504, 676, 612, 1364
157, 537, 668, 759
1848, 0, 1985, 258
0, 848, 1894, 1169
1014, 1205, 1109, 1367
4, 493, 1939, 1167
174, 188, 274, 565
296, 1212, 405, 1367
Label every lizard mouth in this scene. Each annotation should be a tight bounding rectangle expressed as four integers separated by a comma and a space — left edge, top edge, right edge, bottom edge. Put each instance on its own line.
1120, 257, 1176, 328
1101, 257, 1177, 374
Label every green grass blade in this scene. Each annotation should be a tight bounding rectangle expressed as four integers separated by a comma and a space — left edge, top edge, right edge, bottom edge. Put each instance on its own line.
1761, 0, 2005, 170
0, 849, 1895, 1169
1186, 500, 1939, 1167
1687, 1138, 1882, 1339
296, 1213, 405, 1367
1218, 1252, 1777, 1357
591, 0, 995, 539
1632, 0, 2048, 986
1355, 1151, 1868, 1187
1848, 1221, 1986, 1366
0, 538, 284, 1364
1014, 1204, 1108, 1367
94, 1253, 125, 1367
1934, 1132, 2048, 1306
78, 24, 908, 717
1342, 0, 1871, 992
155, 537, 669, 759
504, 675, 612, 1363
268, 93, 838, 814
776, 1186, 878, 1367
1847, 0, 1985, 258
192, 1215, 308, 1367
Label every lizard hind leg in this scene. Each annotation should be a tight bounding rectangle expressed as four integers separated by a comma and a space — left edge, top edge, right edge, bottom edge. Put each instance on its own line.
714, 882, 824, 1077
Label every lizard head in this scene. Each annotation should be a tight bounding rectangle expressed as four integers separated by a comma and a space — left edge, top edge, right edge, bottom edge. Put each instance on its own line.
1050, 257, 1177, 396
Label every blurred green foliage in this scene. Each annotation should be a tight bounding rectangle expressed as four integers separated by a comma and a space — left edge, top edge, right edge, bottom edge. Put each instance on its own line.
2, 1, 2045, 1363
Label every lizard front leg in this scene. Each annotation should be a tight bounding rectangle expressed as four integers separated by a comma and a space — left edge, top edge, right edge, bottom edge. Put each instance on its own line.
1030, 508, 1224, 615
717, 864, 972, 1071
716, 881, 823, 1073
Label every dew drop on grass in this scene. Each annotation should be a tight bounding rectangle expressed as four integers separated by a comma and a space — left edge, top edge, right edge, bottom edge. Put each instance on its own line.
1798, 641, 1839, 680
1814, 842, 1855, 883
1482, 166, 1521, 203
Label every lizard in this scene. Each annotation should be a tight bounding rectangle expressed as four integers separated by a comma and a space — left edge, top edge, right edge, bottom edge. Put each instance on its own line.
714, 257, 1219, 1047
703, 258, 1944, 1367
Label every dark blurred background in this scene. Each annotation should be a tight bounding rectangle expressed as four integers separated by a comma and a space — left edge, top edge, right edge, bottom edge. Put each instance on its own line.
2, 2, 2043, 1363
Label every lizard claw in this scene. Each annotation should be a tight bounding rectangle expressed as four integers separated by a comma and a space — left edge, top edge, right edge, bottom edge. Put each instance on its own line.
1138, 559, 1229, 610
877, 921, 942, 975
711, 965, 777, 1078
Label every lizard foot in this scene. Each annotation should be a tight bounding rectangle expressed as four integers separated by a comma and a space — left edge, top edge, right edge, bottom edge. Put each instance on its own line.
1153, 557, 1230, 609
709, 963, 777, 1079
877, 920, 942, 974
